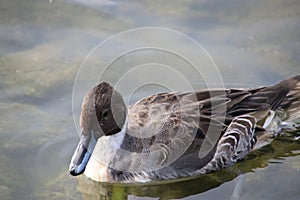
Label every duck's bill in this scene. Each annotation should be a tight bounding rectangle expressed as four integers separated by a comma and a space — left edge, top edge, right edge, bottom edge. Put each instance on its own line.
69, 133, 96, 176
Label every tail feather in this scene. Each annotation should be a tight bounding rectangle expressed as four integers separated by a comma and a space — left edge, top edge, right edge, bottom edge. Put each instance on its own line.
281, 76, 300, 123
254, 75, 300, 148
264, 75, 300, 110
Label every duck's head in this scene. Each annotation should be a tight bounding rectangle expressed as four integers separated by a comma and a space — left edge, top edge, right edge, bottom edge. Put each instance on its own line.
69, 82, 126, 176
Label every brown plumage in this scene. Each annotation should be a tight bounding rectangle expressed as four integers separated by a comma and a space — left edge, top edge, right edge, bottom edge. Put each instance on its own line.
70, 75, 300, 182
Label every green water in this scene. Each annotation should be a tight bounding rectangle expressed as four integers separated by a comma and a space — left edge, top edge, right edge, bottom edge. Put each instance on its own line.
0, 0, 299, 199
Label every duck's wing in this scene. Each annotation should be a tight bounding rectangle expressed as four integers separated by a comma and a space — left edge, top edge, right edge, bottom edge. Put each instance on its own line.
126, 89, 253, 145
120, 89, 255, 176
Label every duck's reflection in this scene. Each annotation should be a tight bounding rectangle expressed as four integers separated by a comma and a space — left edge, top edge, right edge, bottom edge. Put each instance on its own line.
75, 133, 300, 200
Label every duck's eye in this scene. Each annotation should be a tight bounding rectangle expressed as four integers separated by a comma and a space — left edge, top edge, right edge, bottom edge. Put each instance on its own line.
102, 110, 109, 120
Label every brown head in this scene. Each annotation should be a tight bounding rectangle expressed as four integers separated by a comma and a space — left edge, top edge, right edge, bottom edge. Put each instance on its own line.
69, 82, 127, 176
80, 82, 127, 138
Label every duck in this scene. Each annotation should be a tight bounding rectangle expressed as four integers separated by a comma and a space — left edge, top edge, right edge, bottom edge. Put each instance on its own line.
69, 75, 300, 183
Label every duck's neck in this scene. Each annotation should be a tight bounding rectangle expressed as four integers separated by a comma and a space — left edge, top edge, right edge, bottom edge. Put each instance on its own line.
106, 117, 128, 149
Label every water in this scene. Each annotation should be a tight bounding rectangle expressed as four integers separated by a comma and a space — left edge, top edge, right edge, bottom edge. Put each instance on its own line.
0, 0, 299, 199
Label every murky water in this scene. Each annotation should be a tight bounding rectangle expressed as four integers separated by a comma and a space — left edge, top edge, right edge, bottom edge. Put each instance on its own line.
0, 0, 299, 199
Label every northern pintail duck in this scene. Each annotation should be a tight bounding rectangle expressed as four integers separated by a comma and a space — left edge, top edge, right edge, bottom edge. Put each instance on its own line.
69, 75, 300, 183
